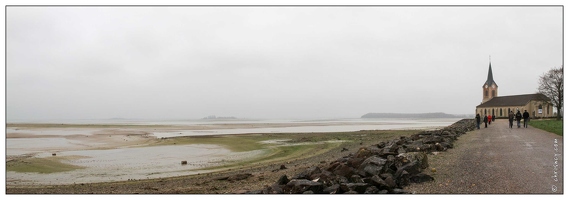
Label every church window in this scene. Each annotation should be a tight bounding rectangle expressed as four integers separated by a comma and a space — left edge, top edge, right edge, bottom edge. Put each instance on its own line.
484, 109, 487, 115
492, 109, 495, 115
485, 90, 488, 97
500, 108, 503, 116
492, 90, 496, 97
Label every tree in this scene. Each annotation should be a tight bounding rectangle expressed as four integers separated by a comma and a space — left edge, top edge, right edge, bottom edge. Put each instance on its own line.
537, 65, 563, 120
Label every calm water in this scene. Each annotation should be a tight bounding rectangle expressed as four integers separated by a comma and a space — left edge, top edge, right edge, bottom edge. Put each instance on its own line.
6, 118, 464, 185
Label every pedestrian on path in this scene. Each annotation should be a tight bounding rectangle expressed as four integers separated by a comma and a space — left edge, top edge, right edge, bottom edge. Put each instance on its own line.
523, 110, 530, 128
492, 114, 495, 122
476, 114, 481, 129
483, 115, 488, 128
488, 115, 492, 125
508, 111, 514, 129
516, 110, 522, 128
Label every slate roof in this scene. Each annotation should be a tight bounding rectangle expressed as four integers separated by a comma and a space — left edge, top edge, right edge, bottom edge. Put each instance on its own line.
483, 62, 498, 87
476, 93, 550, 108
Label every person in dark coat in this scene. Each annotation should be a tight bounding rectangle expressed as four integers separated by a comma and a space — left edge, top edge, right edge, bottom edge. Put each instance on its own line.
492, 114, 495, 122
515, 110, 523, 128
523, 110, 530, 128
475, 114, 481, 129
508, 111, 515, 129
483, 115, 488, 128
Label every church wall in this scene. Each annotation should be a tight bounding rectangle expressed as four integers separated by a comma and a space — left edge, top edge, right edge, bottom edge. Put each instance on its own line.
476, 101, 554, 119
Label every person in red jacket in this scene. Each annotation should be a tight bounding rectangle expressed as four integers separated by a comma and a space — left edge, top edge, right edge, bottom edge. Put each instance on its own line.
487, 115, 492, 125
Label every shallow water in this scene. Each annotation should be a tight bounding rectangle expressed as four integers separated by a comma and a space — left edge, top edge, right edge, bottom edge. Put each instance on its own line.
6, 118, 461, 185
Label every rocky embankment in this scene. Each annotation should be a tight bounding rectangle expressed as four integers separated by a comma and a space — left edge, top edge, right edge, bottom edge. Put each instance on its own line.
248, 119, 476, 194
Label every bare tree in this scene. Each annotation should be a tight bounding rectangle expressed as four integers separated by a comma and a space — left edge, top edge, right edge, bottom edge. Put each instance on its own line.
537, 65, 563, 120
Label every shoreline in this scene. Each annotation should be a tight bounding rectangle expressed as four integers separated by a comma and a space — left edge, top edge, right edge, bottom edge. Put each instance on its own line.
6, 129, 424, 193
6, 119, 467, 193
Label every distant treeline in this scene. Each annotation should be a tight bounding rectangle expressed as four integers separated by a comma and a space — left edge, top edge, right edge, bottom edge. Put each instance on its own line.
361, 112, 473, 119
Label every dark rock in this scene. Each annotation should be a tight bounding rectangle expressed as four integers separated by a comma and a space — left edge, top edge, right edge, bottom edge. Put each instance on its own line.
276, 174, 290, 185
292, 166, 321, 180
323, 184, 340, 194
410, 173, 434, 183
350, 175, 364, 183
280, 164, 287, 169
303, 190, 314, 194
364, 186, 380, 194
398, 152, 428, 170
397, 146, 407, 154
266, 184, 283, 194
332, 163, 354, 177
367, 175, 390, 190
342, 183, 369, 194
341, 147, 349, 152
347, 157, 365, 168
396, 161, 421, 177
396, 170, 410, 186
284, 179, 324, 194
356, 147, 373, 158
383, 174, 397, 188
358, 156, 387, 176
361, 164, 383, 177
377, 190, 389, 194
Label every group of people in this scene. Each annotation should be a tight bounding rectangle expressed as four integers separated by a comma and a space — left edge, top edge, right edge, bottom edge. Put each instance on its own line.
475, 109, 530, 129
475, 113, 494, 129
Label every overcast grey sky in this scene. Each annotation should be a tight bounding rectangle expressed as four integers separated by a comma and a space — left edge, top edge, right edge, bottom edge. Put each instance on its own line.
5, 6, 563, 121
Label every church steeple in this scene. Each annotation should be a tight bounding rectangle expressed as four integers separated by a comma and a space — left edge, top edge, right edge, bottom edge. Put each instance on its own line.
482, 59, 498, 103
485, 62, 498, 87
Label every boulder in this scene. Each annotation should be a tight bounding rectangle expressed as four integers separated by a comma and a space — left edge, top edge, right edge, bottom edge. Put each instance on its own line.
284, 179, 324, 194
409, 173, 434, 183
323, 184, 340, 194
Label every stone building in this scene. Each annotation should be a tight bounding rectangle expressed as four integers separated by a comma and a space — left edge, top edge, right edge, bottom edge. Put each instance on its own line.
475, 62, 554, 119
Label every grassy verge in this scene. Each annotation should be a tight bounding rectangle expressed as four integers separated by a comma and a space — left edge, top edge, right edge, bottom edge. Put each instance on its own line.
153, 130, 419, 171
7, 156, 86, 173
529, 119, 563, 136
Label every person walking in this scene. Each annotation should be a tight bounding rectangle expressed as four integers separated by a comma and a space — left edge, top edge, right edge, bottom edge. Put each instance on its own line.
508, 111, 514, 129
483, 115, 488, 128
476, 113, 481, 129
515, 110, 522, 128
488, 115, 492, 125
492, 114, 495, 122
523, 110, 530, 128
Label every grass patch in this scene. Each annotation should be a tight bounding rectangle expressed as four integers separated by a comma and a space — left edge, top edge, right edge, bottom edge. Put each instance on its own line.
151, 130, 420, 171
529, 119, 563, 136
7, 156, 85, 174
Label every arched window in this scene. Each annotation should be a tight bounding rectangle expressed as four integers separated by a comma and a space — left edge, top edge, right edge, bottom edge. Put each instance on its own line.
484, 109, 487, 115
508, 108, 511, 114
492, 90, 496, 97
492, 109, 495, 115
500, 108, 503, 116
485, 90, 488, 97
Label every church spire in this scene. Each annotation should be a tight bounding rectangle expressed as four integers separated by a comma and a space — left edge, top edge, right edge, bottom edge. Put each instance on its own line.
485, 59, 497, 87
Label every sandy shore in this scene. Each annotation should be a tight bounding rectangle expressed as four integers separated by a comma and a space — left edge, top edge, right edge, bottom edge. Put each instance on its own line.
5, 120, 455, 193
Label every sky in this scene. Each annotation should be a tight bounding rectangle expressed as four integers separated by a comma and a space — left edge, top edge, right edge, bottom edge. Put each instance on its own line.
4, 5, 564, 121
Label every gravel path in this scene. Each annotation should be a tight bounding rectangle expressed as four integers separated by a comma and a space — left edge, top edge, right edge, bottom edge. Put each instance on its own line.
405, 119, 563, 194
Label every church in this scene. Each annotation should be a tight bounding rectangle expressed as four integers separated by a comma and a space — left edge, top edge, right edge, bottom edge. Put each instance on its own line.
475, 62, 554, 119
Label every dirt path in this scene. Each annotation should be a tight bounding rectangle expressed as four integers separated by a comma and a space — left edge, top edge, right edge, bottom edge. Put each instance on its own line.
406, 119, 563, 194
